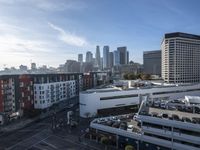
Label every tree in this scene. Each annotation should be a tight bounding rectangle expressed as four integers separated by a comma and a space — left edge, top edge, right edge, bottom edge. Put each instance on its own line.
124, 73, 129, 80
125, 145, 135, 150
101, 136, 109, 150
140, 74, 151, 80
128, 73, 137, 80
136, 73, 142, 79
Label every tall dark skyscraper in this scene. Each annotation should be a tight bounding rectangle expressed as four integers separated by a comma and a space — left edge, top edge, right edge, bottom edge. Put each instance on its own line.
31, 63, 36, 70
95, 46, 101, 68
143, 50, 161, 76
78, 54, 83, 63
113, 50, 120, 66
109, 52, 114, 68
86, 51, 93, 62
103, 46, 109, 69
127, 51, 129, 64
117, 47, 129, 65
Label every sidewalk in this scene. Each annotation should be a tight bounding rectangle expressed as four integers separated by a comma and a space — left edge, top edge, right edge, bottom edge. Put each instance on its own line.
55, 133, 118, 150
0, 111, 50, 132
0, 118, 37, 132
0, 103, 67, 132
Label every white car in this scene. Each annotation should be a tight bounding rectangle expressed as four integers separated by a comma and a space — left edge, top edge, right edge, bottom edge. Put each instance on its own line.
127, 125, 133, 132
160, 102, 166, 109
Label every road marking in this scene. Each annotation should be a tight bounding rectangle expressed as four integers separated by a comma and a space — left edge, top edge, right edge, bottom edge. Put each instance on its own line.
25, 135, 52, 150
6, 129, 48, 150
42, 140, 58, 149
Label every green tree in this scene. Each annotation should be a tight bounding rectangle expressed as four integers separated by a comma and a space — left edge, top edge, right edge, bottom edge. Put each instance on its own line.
101, 136, 110, 150
140, 74, 151, 80
128, 73, 137, 80
136, 73, 142, 79
124, 73, 129, 80
125, 145, 135, 150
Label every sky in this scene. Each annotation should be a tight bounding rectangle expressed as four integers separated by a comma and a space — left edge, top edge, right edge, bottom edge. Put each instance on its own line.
0, 0, 200, 69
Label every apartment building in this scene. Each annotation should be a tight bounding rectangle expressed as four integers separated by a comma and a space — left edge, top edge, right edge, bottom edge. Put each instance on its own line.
34, 80, 76, 109
0, 72, 98, 118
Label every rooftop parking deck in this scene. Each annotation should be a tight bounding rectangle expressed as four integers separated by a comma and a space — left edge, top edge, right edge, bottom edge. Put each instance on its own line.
92, 114, 141, 134
142, 107, 200, 124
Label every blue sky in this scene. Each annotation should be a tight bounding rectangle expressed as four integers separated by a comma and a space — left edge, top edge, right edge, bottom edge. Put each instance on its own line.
0, 0, 199, 69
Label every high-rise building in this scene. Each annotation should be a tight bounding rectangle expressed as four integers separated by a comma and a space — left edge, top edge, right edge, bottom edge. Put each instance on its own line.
19, 65, 28, 71
113, 50, 120, 66
143, 50, 161, 76
109, 52, 114, 68
161, 32, 200, 83
103, 46, 109, 69
127, 51, 129, 64
86, 51, 93, 62
117, 47, 128, 65
100, 57, 103, 70
31, 63, 36, 70
95, 46, 101, 68
65, 60, 80, 73
78, 54, 83, 63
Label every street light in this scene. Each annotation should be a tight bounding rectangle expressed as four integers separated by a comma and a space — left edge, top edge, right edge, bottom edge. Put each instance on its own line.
135, 141, 139, 150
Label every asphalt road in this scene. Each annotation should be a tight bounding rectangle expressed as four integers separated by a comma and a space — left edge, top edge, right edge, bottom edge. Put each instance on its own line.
0, 115, 51, 150
0, 104, 101, 150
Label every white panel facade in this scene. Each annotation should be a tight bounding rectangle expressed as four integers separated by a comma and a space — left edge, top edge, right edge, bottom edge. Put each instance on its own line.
80, 84, 200, 117
34, 80, 76, 109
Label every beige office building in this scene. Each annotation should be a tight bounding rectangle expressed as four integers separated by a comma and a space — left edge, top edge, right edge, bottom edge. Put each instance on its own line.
161, 32, 200, 83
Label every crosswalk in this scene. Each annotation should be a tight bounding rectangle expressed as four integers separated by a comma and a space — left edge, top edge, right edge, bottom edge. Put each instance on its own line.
7, 129, 51, 150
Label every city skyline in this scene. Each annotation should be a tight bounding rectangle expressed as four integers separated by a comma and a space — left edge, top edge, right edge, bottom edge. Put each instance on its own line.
0, 0, 200, 69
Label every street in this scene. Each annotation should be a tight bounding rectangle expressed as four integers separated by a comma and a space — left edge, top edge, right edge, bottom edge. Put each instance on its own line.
0, 104, 103, 150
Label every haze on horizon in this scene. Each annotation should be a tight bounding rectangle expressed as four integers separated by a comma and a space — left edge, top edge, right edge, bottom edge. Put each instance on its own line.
0, 0, 199, 69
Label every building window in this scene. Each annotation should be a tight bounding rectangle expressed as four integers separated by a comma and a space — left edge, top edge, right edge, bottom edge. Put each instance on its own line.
100, 94, 138, 100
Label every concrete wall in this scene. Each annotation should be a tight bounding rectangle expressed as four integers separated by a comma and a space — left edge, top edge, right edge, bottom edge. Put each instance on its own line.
80, 84, 200, 118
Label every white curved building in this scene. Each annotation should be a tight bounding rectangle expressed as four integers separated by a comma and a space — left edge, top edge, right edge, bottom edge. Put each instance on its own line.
80, 83, 200, 118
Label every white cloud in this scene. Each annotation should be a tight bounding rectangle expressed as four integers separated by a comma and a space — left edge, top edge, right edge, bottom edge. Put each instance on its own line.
48, 22, 90, 47
0, 0, 86, 11
36, 0, 86, 11
0, 34, 52, 54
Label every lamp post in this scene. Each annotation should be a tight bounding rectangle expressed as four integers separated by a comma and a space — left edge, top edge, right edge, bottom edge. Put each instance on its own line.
136, 141, 139, 150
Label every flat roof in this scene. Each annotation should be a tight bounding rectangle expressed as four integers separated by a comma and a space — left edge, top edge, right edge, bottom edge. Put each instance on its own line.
81, 82, 200, 94
165, 32, 200, 40
143, 50, 161, 54
148, 107, 200, 121
92, 114, 141, 134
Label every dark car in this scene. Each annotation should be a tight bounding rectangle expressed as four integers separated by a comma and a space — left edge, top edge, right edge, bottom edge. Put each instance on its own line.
119, 122, 127, 130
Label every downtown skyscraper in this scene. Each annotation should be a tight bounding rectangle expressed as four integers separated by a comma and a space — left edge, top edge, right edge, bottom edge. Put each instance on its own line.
95, 46, 101, 69
78, 54, 83, 64
86, 51, 93, 62
103, 46, 109, 69
117, 46, 129, 65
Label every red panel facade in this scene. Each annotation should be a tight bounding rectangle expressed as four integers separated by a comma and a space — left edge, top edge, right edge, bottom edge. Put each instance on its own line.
83, 74, 93, 90
19, 75, 34, 111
